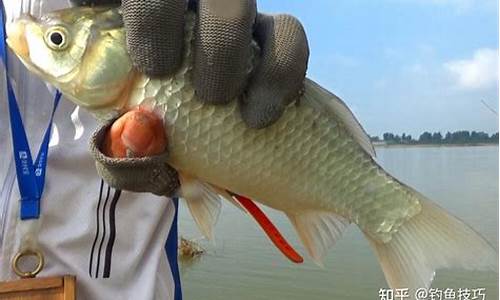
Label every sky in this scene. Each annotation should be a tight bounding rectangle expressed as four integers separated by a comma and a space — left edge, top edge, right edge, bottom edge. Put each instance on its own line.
259, 0, 499, 137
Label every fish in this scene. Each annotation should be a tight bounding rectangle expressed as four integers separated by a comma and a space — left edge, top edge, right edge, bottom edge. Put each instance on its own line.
6, 6, 497, 293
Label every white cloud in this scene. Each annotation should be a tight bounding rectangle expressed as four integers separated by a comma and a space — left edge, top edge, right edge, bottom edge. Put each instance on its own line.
388, 0, 497, 14
419, 0, 474, 11
444, 48, 498, 90
328, 53, 359, 68
407, 63, 426, 74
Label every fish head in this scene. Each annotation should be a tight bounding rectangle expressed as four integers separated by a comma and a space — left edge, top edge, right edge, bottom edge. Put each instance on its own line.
7, 6, 134, 112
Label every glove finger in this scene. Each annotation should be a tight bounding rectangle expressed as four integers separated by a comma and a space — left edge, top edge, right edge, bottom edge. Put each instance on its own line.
122, 0, 186, 77
240, 14, 309, 129
90, 122, 180, 197
70, 0, 120, 6
193, 0, 256, 104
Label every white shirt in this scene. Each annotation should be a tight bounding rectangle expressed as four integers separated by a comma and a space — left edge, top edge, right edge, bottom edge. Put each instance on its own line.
0, 1, 181, 299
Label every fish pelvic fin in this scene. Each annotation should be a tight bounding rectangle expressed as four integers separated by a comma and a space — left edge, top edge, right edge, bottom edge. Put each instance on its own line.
287, 210, 349, 266
179, 174, 222, 241
366, 197, 498, 295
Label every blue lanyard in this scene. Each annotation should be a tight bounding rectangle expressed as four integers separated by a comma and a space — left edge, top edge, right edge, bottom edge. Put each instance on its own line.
1, 3, 61, 220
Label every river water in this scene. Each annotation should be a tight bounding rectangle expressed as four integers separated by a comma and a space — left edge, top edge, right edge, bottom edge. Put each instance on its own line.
178, 146, 499, 300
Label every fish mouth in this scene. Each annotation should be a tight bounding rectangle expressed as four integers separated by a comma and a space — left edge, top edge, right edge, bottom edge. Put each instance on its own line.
6, 16, 32, 62
6, 16, 60, 86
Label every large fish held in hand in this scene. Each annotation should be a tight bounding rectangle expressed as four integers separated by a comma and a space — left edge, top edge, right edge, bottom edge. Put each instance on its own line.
6, 6, 497, 292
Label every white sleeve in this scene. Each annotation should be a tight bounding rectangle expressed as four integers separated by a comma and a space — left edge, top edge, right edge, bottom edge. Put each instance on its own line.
1, 79, 181, 300
0, 1, 181, 299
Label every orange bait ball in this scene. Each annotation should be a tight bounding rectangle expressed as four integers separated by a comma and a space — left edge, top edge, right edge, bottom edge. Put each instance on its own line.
102, 107, 167, 158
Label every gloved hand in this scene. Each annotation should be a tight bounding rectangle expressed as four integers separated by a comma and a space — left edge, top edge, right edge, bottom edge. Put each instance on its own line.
73, 0, 309, 196
90, 117, 180, 197
71, 0, 309, 128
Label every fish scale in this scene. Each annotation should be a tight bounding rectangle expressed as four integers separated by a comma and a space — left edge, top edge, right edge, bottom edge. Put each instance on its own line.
9, 6, 496, 291
125, 21, 422, 242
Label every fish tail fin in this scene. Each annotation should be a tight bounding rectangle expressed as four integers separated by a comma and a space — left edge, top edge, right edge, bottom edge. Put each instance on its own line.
365, 197, 497, 292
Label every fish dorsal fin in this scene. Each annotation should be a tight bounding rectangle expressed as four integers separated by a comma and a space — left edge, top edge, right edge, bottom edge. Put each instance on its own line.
287, 210, 349, 266
302, 79, 376, 157
179, 174, 222, 241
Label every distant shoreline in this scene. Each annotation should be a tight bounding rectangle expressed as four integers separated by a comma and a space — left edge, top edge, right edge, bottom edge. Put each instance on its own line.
373, 143, 498, 148
372, 131, 498, 147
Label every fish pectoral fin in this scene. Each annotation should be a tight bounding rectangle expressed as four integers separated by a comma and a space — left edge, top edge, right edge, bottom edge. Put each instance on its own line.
208, 185, 246, 212
287, 210, 349, 266
179, 174, 222, 241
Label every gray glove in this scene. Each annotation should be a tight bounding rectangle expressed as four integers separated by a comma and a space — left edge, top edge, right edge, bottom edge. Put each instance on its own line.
73, 0, 309, 196
72, 0, 309, 128
89, 121, 180, 197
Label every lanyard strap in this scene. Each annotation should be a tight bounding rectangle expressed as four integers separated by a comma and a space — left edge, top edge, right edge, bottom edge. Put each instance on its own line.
0, 3, 60, 220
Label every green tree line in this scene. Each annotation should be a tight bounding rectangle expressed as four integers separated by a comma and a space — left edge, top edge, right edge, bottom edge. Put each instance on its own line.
370, 131, 499, 145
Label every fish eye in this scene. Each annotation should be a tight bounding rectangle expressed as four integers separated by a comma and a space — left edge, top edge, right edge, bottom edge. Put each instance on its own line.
44, 26, 69, 50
